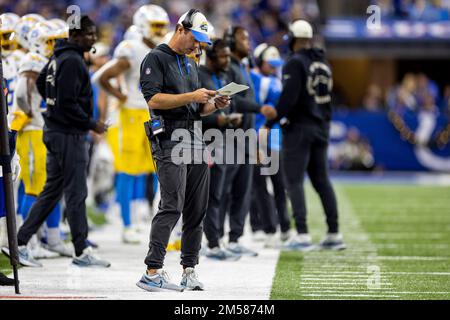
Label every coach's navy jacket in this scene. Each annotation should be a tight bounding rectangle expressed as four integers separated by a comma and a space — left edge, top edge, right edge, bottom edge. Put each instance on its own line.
37, 39, 96, 134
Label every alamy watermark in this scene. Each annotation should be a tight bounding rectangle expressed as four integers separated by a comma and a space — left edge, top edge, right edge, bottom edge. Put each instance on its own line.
66, 5, 81, 30
166, 121, 280, 175
367, 265, 381, 290
367, 5, 382, 30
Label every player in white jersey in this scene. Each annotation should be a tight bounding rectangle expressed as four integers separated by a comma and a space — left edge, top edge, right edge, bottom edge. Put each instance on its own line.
11, 21, 73, 259
5, 14, 46, 230
95, 4, 169, 244
0, 12, 21, 248
0, 13, 20, 112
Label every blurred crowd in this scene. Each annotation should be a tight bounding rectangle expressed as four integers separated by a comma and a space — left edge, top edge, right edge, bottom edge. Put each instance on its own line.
373, 0, 450, 21
0, 0, 320, 52
362, 73, 450, 118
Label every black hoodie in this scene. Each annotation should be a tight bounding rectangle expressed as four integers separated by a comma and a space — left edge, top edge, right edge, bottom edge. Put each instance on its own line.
268, 48, 333, 131
140, 43, 201, 121
37, 39, 96, 134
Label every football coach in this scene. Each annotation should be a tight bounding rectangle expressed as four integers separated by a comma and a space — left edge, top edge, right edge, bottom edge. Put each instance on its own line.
138, 9, 230, 292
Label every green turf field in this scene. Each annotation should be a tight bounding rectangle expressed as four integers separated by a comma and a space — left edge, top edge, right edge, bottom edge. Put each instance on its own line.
271, 183, 450, 300
0, 254, 11, 275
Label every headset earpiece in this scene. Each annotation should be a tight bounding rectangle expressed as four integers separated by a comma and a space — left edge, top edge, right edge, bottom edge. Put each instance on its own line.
205, 39, 221, 60
181, 9, 199, 30
224, 25, 236, 51
255, 45, 270, 68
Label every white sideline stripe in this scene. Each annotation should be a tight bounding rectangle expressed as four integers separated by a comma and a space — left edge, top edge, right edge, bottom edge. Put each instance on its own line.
1, 218, 280, 300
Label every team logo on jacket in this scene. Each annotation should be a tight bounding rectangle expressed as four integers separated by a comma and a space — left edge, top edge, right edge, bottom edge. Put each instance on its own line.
145, 67, 151, 75
306, 62, 333, 104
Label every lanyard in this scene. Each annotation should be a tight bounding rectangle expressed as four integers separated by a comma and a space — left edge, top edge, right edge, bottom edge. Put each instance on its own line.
176, 55, 191, 77
211, 74, 222, 90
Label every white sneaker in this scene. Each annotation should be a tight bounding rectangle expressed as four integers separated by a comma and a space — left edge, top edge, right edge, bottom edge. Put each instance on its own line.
30, 244, 59, 259
283, 233, 315, 251
122, 227, 141, 244
318, 233, 346, 250
44, 241, 73, 257
280, 229, 293, 242
264, 233, 282, 249
252, 230, 266, 242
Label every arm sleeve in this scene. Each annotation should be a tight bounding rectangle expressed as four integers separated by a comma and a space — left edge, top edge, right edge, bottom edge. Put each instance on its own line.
57, 57, 97, 130
14, 76, 32, 114
140, 53, 164, 104
36, 60, 49, 99
266, 59, 303, 128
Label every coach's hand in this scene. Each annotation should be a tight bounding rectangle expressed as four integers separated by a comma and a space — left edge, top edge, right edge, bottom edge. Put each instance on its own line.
93, 121, 108, 134
214, 95, 231, 109
261, 105, 277, 120
191, 88, 217, 104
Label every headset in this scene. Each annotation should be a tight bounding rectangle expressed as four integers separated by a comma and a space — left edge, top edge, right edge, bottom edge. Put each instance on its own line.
181, 8, 199, 30
286, 29, 296, 51
223, 25, 240, 51
205, 38, 223, 60
255, 44, 271, 68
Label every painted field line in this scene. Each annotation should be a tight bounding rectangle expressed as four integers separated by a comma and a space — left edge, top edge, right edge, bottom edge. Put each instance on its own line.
301, 271, 450, 276
297, 185, 397, 300
298, 287, 394, 291
300, 290, 450, 295
376, 256, 450, 261
300, 280, 393, 286
302, 294, 400, 298
376, 244, 450, 249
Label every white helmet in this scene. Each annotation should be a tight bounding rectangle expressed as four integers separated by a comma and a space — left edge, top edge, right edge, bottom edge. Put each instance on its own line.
90, 42, 110, 59
27, 22, 57, 57
133, 4, 170, 43
0, 13, 20, 54
124, 25, 143, 41
49, 18, 69, 39
14, 14, 45, 49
